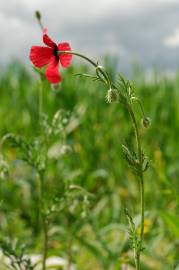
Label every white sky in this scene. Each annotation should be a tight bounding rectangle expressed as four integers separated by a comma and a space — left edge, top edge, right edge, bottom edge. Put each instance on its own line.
1, 0, 179, 73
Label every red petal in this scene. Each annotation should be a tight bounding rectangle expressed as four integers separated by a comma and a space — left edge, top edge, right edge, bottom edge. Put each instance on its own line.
43, 29, 56, 48
29, 46, 53, 68
45, 56, 62, 83
58, 42, 72, 68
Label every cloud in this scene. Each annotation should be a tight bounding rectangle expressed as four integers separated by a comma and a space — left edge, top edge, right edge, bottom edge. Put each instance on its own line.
1, 0, 179, 73
164, 28, 179, 47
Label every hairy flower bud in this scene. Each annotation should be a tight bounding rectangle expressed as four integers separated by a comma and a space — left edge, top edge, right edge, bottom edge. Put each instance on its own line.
106, 88, 118, 103
141, 117, 151, 128
35, 10, 41, 20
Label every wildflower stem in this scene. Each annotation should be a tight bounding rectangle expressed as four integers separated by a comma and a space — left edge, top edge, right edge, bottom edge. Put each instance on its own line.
39, 171, 48, 270
42, 218, 48, 270
131, 97, 146, 118
58, 51, 111, 88
59, 50, 145, 269
38, 80, 48, 270
127, 106, 144, 270
138, 174, 144, 267
127, 106, 142, 162
39, 81, 43, 127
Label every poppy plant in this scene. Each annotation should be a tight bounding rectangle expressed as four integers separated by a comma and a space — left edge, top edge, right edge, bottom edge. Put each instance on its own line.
29, 29, 72, 83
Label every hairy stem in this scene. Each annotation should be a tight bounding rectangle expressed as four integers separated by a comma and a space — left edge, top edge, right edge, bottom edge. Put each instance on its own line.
39, 81, 43, 128
39, 171, 48, 270
58, 50, 145, 270
58, 51, 111, 88
127, 106, 144, 270
38, 83, 48, 270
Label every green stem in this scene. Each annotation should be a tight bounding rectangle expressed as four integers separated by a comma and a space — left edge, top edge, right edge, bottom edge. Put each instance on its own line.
58, 50, 145, 270
39, 81, 43, 128
42, 218, 48, 270
138, 174, 144, 266
38, 80, 48, 270
59, 51, 98, 68
127, 106, 144, 270
131, 97, 146, 118
39, 171, 48, 270
58, 51, 111, 88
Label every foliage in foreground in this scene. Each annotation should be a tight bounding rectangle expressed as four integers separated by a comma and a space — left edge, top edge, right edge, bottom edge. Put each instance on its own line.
0, 62, 179, 269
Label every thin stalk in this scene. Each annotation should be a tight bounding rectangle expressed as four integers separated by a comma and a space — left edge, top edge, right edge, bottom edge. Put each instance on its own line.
39, 171, 48, 270
42, 218, 48, 270
39, 81, 43, 128
35, 81, 43, 236
138, 174, 144, 267
58, 51, 111, 88
38, 81, 48, 270
127, 106, 144, 270
58, 50, 145, 270
59, 51, 98, 68
131, 97, 146, 118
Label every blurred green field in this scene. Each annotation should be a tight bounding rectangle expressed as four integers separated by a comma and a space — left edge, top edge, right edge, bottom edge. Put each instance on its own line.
0, 60, 179, 270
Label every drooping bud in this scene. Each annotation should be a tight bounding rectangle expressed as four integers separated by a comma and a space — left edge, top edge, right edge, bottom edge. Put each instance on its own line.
141, 117, 151, 128
35, 10, 41, 20
106, 88, 118, 103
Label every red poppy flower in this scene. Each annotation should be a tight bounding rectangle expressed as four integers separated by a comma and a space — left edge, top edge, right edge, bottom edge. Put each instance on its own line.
29, 29, 72, 83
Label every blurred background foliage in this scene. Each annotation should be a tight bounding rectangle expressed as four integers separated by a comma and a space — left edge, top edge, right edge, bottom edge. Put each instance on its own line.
0, 59, 179, 270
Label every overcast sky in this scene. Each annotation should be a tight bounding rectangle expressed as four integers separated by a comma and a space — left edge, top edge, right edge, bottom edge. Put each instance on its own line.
1, 0, 179, 73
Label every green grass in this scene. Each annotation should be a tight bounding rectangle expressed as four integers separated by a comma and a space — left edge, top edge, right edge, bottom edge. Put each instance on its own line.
0, 60, 179, 269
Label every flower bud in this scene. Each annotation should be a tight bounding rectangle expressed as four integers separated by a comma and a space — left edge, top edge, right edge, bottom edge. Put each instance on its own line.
106, 88, 118, 103
35, 11, 41, 20
141, 117, 151, 128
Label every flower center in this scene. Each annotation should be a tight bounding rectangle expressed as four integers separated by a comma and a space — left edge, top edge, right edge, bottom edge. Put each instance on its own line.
53, 45, 59, 62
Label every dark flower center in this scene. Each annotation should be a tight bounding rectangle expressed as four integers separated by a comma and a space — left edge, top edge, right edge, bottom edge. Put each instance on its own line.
53, 45, 59, 62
